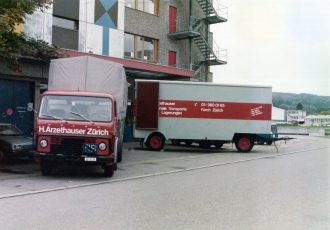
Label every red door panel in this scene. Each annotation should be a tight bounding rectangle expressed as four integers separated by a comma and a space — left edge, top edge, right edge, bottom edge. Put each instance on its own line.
169, 6, 177, 33
168, 51, 176, 67
136, 82, 159, 129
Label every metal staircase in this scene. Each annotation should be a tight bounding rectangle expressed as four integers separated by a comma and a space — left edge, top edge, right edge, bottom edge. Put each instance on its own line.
196, 0, 227, 24
167, 0, 227, 78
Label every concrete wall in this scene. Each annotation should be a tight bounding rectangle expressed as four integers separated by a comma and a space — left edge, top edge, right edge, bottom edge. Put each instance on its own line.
278, 126, 325, 136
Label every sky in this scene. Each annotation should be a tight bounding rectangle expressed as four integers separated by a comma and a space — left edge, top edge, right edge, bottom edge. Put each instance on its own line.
210, 0, 330, 96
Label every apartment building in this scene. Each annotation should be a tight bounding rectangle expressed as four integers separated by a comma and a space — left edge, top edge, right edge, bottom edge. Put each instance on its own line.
0, 0, 227, 136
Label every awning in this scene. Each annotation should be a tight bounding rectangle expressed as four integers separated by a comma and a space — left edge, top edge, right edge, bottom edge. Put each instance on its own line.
68, 50, 194, 80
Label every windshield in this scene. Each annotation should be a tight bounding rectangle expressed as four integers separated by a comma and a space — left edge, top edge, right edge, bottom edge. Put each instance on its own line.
0, 124, 22, 136
39, 95, 112, 122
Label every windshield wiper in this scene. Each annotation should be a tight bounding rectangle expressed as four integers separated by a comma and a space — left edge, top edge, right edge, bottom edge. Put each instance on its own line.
70, 111, 92, 122
41, 114, 64, 121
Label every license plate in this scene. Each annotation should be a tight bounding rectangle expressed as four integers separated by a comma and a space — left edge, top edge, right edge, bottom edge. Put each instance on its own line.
82, 143, 97, 154
84, 157, 96, 162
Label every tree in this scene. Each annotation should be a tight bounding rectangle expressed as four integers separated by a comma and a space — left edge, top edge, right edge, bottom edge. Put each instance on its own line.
0, 0, 68, 71
296, 102, 303, 110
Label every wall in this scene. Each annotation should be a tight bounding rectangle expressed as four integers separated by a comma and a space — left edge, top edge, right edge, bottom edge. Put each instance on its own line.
124, 0, 209, 81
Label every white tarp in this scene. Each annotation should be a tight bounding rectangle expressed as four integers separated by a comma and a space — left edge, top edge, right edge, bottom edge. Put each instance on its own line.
48, 56, 128, 119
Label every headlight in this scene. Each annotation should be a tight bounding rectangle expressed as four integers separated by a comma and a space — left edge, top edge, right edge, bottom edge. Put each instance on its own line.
40, 139, 48, 148
99, 142, 106, 151
14, 145, 22, 150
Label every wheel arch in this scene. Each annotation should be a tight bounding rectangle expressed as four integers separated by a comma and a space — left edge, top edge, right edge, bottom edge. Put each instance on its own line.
232, 133, 258, 142
143, 131, 168, 144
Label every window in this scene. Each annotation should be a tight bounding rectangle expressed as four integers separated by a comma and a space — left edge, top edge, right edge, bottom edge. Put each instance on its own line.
125, 0, 158, 15
124, 33, 158, 62
53, 16, 78, 30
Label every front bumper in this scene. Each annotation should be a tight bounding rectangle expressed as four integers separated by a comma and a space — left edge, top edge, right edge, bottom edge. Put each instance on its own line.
34, 153, 114, 163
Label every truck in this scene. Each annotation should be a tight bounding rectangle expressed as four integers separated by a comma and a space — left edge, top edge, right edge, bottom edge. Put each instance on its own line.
34, 56, 128, 177
133, 80, 272, 152
256, 122, 278, 145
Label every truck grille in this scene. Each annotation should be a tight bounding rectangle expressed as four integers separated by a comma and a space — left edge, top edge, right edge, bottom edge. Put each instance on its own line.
50, 137, 96, 155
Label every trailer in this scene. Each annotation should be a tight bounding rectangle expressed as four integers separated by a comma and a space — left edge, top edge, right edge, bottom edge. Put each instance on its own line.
133, 80, 273, 152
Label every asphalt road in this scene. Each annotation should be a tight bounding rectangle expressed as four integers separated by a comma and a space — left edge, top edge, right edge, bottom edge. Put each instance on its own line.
0, 135, 330, 230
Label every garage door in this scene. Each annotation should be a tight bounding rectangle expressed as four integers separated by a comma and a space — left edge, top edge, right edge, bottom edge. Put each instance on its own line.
0, 79, 34, 136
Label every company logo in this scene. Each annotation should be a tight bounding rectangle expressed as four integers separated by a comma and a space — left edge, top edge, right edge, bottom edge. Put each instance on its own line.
251, 106, 263, 116
38, 126, 109, 136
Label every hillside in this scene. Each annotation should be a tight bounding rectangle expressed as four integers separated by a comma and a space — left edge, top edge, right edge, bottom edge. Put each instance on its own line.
272, 92, 330, 114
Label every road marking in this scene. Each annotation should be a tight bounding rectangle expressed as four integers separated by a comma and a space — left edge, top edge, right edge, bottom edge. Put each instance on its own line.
0, 146, 329, 200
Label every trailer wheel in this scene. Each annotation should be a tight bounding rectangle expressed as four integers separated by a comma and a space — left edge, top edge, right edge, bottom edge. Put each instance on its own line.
104, 164, 114, 177
235, 136, 254, 152
266, 140, 273, 145
199, 140, 211, 149
147, 133, 165, 151
215, 141, 223, 149
40, 160, 53, 176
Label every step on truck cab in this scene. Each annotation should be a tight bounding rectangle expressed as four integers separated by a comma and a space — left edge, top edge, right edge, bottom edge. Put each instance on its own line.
133, 80, 273, 152
34, 56, 128, 177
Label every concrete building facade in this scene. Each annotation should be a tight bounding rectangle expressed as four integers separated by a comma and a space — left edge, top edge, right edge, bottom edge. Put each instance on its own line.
0, 0, 227, 137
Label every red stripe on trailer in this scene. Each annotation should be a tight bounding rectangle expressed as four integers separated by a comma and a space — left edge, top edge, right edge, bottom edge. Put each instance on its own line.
158, 100, 271, 120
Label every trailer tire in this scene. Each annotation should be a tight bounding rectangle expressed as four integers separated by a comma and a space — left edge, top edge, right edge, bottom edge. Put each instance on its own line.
266, 140, 273, 145
104, 164, 114, 177
40, 160, 53, 176
147, 133, 165, 151
235, 136, 254, 152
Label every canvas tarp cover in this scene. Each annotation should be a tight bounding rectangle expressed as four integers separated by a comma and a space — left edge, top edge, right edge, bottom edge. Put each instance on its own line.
48, 56, 128, 118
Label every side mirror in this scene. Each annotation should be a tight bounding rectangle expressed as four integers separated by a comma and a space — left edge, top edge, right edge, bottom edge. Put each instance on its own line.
27, 103, 33, 111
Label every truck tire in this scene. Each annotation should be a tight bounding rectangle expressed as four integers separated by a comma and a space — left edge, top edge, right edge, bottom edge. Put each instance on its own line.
104, 164, 114, 177
117, 136, 123, 163
146, 133, 165, 151
235, 136, 254, 152
40, 160, 53, 176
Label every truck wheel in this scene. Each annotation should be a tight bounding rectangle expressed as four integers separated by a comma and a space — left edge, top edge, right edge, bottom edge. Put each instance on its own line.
185, 141, 193, 146
40, 160, 53, 176
235, 136, 254, 152
117, 137, 123, 163
199, 140, 211, 149
266, 140, 273, 145
215, 141, 223, 149
147, 133, 165, 151
104, 164, 114, 177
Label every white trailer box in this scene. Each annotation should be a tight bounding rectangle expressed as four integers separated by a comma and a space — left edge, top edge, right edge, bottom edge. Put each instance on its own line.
133, 80, 272, 152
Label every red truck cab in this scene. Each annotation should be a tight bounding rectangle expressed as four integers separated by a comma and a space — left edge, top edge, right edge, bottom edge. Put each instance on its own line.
34, 90, 118, 177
